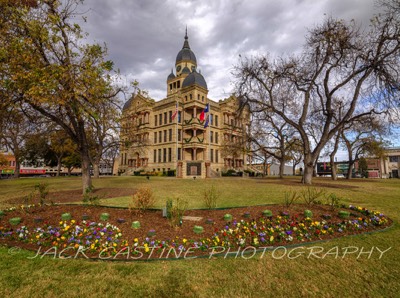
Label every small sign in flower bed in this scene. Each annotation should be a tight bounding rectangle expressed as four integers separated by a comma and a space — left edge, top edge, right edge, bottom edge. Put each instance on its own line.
0, 204, 391, 260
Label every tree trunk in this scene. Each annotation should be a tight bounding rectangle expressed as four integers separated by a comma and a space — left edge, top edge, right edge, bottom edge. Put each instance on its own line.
14, 161, 20, 178
330, 156, 337, 181
93, 162, 100, 179
292, 164, 296, 176
56, 156, 62, 177
303, 164, 314, 184
262, 161, 267, 177
347, 162, 354, 180
302, 154, 314, 184
279, 159, 284, 178
80, 151, 93, 194
330, 133, 340, 181
346, 149, 354, 180
111, 158, 115, 175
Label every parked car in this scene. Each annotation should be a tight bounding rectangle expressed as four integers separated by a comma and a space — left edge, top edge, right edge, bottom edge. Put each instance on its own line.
336, 174, 345, 178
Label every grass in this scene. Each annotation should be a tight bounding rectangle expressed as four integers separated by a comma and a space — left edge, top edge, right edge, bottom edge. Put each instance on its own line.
0, 176, 399, 297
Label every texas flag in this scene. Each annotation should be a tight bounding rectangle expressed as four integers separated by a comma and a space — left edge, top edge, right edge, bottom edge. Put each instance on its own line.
171, 103, 178, 120
199, 103, 209, 121
204, 116, 209, 128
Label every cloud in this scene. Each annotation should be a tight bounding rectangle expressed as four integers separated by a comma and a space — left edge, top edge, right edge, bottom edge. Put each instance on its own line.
77, 0, 378, 100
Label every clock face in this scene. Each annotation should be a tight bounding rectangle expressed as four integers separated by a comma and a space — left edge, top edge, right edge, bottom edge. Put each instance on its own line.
176, 66, 182, 72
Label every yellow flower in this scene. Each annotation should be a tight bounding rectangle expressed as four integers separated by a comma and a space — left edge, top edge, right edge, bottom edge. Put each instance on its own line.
134, 238, 138, 242
183, 238, 187, 244
270, 236, 274, 242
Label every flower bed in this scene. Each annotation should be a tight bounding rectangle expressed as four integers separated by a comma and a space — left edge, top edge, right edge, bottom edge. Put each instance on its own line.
0, 204, 391, 260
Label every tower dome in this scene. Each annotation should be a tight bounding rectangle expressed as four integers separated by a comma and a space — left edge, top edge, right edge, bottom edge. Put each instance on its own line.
175, 30, 197, 65
182, 70, 207, 89
167, 69, 175, 81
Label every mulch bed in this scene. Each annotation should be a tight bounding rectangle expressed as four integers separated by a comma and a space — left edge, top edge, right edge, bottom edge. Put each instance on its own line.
0, 203, 392, 260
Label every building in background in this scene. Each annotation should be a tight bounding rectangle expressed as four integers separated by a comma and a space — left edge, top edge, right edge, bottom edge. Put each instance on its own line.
119, 31, 250, 178
380, 147, 400, 178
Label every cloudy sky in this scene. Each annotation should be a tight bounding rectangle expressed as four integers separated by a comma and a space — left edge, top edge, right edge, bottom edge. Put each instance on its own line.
77, 0, 380, 103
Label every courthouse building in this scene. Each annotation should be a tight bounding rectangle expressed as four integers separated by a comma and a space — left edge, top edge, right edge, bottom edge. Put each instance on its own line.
119, 31, 250, 178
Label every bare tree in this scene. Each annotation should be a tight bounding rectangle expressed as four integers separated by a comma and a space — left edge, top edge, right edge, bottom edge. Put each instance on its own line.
341, 116, 388, 179
236, 2, 400, 184
249, 110, 296, 178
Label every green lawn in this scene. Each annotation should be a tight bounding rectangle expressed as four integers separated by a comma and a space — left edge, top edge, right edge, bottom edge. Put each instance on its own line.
0, 176, 399, 297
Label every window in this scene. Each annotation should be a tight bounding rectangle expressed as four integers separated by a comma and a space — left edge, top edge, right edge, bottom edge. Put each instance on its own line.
178, 129, 182, 141
168, 148, 172, 162
164, 112, 167, 124
215, 132, 219, 144
154, 132, 157, 144
169, 129, 172, 142
159, 114, 162, 125
178, 111, 182, 123
210, 114, 213, 125
159, 131, 162, 143
189, 94, 192, 100
158, 149, 161, 162
163, 148, 167, 162
178, 148, 181, 160
169, 111, 172, 123
169, 84, 172, 91
215, 115, 218, 127
202, 96, 204, 102
210, 131, 214, 143
164, 130, 167, 142
177, 81, 180, 88
153, 150, 157, 162
185, 96, 187, 101
198, 94, 200, 100
389, 156, 399, 162
216, 150, 219, 163
155, 115, 158, 126
211, 149, 214, 162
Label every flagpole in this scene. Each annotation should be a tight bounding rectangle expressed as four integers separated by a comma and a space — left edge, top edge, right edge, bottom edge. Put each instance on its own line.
175, 100, 178, 178
208, 105, 211, 162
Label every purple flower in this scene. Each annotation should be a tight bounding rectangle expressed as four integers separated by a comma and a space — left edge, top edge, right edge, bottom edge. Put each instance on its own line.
286, 230, 292, 235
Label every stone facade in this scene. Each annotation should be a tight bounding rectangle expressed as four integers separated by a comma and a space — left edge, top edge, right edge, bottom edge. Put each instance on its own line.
380, 147, 400, 178
119, 32, 249, 178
